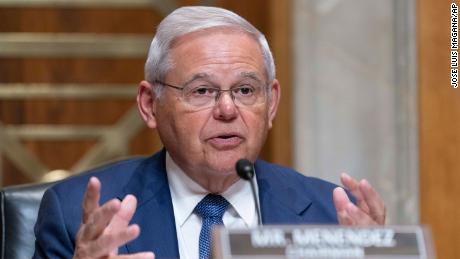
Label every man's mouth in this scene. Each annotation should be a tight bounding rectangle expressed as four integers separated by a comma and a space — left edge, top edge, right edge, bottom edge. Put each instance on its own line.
218, 134, 236, 139
207, 133, 244, 150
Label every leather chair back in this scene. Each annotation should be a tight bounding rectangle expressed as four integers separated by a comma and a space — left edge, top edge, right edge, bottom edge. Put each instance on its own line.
1, 182, 54, 259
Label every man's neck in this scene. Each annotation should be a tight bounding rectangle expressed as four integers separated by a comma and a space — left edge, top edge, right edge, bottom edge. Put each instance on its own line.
165, 152, 240, 193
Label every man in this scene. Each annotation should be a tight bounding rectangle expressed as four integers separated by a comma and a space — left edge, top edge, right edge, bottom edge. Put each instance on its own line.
34, 6, 385, 259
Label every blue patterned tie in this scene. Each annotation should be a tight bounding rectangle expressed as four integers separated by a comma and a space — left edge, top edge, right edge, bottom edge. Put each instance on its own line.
194, 194, 230, 259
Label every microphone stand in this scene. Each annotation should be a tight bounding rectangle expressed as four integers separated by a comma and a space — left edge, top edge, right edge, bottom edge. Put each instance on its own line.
236, 159, 262, 225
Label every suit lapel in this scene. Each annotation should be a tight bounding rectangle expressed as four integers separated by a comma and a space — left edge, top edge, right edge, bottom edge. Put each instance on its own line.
117, 150, 179, 258
255, 160, 313, 224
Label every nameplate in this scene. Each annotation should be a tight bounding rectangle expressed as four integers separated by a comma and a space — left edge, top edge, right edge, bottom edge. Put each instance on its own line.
212, 225, 435, 259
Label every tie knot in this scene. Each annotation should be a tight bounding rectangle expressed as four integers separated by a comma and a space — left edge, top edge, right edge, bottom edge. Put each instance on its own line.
195, 194, 229, 219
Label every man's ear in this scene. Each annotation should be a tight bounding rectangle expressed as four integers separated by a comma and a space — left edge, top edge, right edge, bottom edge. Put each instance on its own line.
267, 79, 281, 129
137, 80, 158, 129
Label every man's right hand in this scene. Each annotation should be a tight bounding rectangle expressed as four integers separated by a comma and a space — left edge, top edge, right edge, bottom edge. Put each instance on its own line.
73, 177, 155, 259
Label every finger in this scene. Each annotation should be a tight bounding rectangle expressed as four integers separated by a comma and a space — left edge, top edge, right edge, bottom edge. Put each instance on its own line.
359, 179, 386, 225
108, 194, 138, 229
93, 194, 138, 256
333, 187, 354, 225
112, 252, 155, 259
345, 203, 378, 226
340, 173, 370, 213
82, 177, 101, 223
118, 195, 137, 221
88, 224, 141, 257
333, 187, 349, 211
80, 199, 121, 240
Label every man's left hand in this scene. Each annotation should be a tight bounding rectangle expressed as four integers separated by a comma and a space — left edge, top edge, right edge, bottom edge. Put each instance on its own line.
333, 173, 386, 226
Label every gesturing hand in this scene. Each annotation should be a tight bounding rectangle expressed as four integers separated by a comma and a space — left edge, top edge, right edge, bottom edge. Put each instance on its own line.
333, 173, 386, 226
73, 177, 155, 259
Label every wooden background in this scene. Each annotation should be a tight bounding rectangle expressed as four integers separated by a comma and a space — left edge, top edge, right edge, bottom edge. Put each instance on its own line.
1, 0, 460, 258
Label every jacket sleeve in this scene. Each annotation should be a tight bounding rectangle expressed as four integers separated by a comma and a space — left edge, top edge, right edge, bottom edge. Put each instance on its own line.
33, 187, 75, 259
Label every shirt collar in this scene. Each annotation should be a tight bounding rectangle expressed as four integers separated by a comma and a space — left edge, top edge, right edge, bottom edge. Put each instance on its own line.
165, 152, 257, 227
221, 174, 257, 227
166, 152, 207, 227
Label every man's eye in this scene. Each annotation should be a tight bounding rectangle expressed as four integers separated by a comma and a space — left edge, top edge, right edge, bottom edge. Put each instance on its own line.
234, 86, 254, 95
191, 87, 217, 96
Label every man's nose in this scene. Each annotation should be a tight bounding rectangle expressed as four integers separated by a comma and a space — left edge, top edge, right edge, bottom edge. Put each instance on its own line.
212, 91, 238, 120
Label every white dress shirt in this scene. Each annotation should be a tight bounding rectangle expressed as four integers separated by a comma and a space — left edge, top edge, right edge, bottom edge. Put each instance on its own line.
166, 153, 258, 259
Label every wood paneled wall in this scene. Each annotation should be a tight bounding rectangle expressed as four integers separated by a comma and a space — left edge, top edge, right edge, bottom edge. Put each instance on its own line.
0, 0, 292, 186
0, 7, 161, 185
419, 0, 460, 258
263, 0, 292, 166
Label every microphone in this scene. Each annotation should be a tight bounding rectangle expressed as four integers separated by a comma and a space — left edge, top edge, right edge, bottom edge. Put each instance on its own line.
236, 159, 262, 225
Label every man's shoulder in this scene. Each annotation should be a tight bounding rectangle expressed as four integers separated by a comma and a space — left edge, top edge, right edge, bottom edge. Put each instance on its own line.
255, 159, 339, 191
255, 160, 341, 224
48, 151, 164, 203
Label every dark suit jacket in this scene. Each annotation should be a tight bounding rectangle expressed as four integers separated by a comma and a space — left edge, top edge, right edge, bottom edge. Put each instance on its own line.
33, 150, 341, 258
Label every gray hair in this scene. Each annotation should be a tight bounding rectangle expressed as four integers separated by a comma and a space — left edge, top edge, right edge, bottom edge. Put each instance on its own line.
144, 6, 276, 95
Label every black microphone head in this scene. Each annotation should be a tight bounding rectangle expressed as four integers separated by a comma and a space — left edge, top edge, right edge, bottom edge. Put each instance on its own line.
236, 159, 254, 180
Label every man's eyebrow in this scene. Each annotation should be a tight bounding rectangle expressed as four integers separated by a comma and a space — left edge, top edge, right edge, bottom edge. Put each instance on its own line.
183, 73, 210, 86
240, 72, 263, 83
182, 72, 262, 86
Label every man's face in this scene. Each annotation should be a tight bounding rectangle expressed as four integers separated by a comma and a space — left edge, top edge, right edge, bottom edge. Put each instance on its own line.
139, 29, 280, 187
